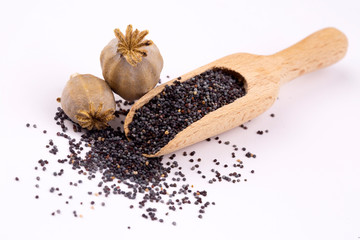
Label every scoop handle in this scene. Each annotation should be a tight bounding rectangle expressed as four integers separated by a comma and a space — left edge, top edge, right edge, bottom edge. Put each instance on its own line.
272, 27, 348, 85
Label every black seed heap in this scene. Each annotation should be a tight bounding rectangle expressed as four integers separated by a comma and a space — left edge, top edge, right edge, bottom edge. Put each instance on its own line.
53, 106, 170, 190
27, 101, 219, 224
128, 68, 246, 155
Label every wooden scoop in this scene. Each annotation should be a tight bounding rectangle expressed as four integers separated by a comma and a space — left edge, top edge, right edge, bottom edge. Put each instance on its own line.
124, 27, 348, 157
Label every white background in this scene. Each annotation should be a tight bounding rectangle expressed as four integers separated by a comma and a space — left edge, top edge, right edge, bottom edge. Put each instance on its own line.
0, 0, 359, 239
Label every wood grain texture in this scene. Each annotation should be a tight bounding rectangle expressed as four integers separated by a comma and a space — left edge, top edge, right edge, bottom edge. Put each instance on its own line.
124, 27, 348, 157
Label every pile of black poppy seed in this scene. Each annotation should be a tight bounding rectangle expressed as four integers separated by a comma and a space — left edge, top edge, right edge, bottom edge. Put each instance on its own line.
19, 71, 278, 226
25, 100, 218, 223
128, 68, 246, 155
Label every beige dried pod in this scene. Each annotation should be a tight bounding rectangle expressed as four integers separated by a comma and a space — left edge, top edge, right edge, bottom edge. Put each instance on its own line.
100, 24, 163, 101
61, 73, 116, 130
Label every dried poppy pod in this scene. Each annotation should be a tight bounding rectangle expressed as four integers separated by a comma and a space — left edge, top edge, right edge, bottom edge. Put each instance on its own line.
61, 73, 116, 130
100, 24, 163, 101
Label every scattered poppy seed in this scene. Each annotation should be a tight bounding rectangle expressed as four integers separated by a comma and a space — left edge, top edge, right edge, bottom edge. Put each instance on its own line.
25, 80, 263, 227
